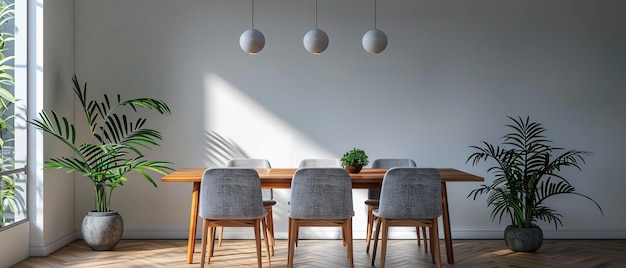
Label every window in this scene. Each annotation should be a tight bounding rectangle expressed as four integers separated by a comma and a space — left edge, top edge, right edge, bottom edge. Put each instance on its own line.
0, 0, 26, 229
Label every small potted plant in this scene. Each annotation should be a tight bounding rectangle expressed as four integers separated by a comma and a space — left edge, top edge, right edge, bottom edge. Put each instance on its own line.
341, 148, 369, 173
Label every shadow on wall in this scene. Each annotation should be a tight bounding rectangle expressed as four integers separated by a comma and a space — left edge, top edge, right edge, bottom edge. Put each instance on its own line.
204, 130, 249, 167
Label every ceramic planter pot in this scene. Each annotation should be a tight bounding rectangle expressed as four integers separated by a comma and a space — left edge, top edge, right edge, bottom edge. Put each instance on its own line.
504, 225, 543, 252
81, 210, 124, 251
345, 164, 363, 173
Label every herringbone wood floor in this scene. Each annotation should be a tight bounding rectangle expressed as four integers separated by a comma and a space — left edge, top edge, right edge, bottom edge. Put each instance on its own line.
13, 239, 626, 268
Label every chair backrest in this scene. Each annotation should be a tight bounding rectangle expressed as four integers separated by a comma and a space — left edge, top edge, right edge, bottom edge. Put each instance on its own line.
298, 158, 342, 168
227, 158, 271, 169
377, 168, 442, 219
371, 158, 417, 169
369, 158, 417, 199
226, 158, 272, 199
199, 168, 265, 219
289, 168, 353, 219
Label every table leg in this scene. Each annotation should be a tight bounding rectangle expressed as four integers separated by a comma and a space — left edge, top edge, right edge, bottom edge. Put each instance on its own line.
186, 182, 201, 264
441, 182, 454, 264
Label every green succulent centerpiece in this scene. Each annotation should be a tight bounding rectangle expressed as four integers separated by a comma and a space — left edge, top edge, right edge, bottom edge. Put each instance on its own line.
341, 148, 369, 173
30, 75, 174, 213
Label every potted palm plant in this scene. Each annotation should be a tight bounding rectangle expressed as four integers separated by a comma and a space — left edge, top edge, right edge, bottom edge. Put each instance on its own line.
467, 116, 602, 252
341, 148, 369, 173
29, 75, 173, 250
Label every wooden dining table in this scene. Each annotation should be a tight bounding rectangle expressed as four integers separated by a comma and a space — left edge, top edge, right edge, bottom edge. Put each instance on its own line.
161, 167, 483, 264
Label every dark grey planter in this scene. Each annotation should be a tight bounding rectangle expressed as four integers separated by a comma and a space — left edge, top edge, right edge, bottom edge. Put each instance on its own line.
81, 210, 124, 251
504, 225, 543, 252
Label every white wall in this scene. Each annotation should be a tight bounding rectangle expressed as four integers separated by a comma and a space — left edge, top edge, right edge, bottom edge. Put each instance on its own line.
66, 0, 625, 240
30, 0, 76, 257
0, 222, 29, 266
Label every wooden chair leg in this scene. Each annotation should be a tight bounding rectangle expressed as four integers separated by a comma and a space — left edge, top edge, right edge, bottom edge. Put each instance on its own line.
342, 222, 347, 247
431, 220, 442, 268
288, 215, 299, 247
430, 226, 436, 263
422, 226, 429, 253
417, 226, 429, 253
287, 218, 291, 267
415, 226, 422, 247
371, 217, 382, 266
208, 225, 216, 264
346, 218, 354, 268
261, 217, 271, 265
416, 227, 421, 246
264, 205, 275, 256
210, 227, 216, 257
295, 223, 299, 247
200, 219, 208, 268
380, 219, 390, 268
218, 227, 224, 247
254, 219, 262, 268
288, 218, 298, 268
365, 205, 376, 253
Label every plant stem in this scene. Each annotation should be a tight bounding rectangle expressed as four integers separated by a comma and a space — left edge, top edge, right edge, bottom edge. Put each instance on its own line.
95, 183, 107, 212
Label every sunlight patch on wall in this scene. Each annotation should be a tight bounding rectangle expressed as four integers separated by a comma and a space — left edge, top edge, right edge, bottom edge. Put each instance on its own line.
203, 73, 334, 167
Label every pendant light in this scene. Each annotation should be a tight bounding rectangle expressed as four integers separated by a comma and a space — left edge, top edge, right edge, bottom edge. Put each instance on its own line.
362, 0, 387, 54
240, 0, 265, 54
303, 0, 328, 54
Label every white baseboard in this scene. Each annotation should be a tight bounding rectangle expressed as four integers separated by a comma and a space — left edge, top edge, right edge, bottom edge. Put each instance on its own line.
452, 228, 626, 239
120, 227, 626, 240
29, 230, 78, 257
121, 227, 193, 239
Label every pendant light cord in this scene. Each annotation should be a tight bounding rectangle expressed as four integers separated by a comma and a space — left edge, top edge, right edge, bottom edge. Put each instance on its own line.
315, 0, 319, 29
251, 0, 255, 28
374, 0, 377, 28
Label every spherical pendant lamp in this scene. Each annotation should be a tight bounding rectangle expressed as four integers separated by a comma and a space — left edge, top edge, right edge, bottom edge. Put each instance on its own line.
362, 0, 387, 54
362, 29, 387, 54
240, 29, 265, 54
304, 0, 328, 54
303, 29, 329, 54
240, 0, 264, 54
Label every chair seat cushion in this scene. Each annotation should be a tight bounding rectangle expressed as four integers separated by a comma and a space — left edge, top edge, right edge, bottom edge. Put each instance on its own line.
289, 211, 355, 219
208, 210, 268, 220
263, 200, 277, 207
364, 199, 379, 207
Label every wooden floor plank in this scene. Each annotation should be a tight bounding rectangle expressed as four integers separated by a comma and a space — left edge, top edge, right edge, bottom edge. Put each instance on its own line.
12, 239, 626, 267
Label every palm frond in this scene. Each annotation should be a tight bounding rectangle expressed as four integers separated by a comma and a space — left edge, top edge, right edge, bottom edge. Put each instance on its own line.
533, 205, 563, 229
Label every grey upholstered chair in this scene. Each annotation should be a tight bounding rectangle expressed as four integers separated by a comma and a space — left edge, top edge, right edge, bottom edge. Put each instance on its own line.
370, 168, 442, 268
294, 158, 342, 247
366, 158, 421, 253
298, 158, 342, 168
288, 168, 354, 268
223, 158, 275, 255
199, 168, 271, 268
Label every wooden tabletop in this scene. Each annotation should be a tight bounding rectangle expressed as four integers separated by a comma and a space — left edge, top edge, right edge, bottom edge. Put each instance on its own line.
161, 167, 483, 189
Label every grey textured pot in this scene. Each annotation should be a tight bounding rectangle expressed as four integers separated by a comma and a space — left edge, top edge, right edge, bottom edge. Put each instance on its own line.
504, 225, 543, 252
81, 210, 124, 251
